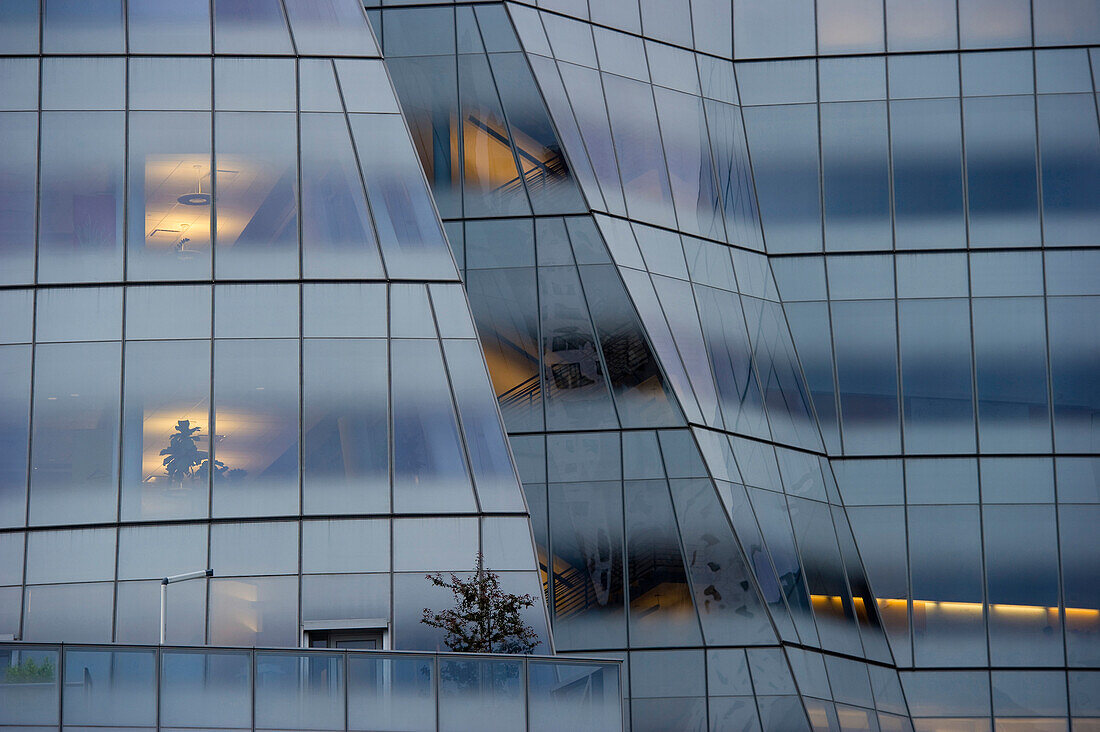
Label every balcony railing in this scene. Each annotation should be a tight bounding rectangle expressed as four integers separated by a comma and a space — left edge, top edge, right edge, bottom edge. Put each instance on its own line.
0, 642, 622, 732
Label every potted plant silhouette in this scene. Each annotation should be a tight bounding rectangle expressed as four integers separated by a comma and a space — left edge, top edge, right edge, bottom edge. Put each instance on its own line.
160, 420, 244, 486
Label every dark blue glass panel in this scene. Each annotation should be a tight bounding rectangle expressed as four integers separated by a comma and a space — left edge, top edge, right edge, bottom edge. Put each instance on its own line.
832, 300, 900, 455
899, 299, 975, 454
742, 105, 822, 253
821, 101, 892, 251
1037, 93, 1100, 246
972, 297, 1051, 453
964, 95, 1041, 247
1048, 297, 1100, 452
0, 113, 36, 285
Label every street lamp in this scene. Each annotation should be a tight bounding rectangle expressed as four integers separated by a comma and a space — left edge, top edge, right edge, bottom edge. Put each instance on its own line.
160, 569, 213, 644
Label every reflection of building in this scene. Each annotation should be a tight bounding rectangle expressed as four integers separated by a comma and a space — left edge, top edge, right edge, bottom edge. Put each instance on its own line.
1, 0, 1099, 730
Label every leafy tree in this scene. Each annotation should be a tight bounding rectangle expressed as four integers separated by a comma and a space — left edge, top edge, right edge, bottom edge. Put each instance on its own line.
4, 657, 55, 683
421, 553, 541, 654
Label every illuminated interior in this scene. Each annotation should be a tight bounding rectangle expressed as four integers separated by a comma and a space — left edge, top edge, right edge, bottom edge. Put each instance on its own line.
142, 155, 212, 256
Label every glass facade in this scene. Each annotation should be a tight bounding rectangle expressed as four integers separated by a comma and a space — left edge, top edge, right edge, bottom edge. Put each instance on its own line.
0, 0, 549, 663
2, 0, 1099, 730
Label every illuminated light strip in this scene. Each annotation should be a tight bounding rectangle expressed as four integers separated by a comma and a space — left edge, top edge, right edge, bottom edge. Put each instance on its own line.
808, 595, 1100, 618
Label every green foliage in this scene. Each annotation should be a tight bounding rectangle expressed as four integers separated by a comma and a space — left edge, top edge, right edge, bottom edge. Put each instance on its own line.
421, 553, 541, 655
3, 657, 55, 683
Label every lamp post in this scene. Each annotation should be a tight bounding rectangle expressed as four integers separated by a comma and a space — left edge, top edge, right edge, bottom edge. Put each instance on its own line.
160, 569, 213, 644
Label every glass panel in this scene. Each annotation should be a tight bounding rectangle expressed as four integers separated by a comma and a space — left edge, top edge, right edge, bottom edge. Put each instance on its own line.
0, 0, 39, 54
302, 283, 386, 338
347, 654, 435, 732
283, 0, 379, 56
909, 506, 987, 667
0, 113, 36, 285
333, 60, 398, 115
549, 481, 626, 650
784, 301, 841, 452
822, 101, 891, 251
1060, 505, 1100, 666
0, 647, 58, 724
964, 96, 1041, 247
554, 61, 628, 216
1038, 93, 1100, 246
742, 105, 821, 253
748, 487, 820, 646
128, 0, 210, 53
212, 339, 299, 517
429, 285, 477, 339
394, 516, 478, 572
788, 497, 863, 656
22, 583, 114, 642
34, 287, 121, 343
1047, 297, 1100, 453
651, 276, 722, 428
349, 114, 456, 280
26, 528, 114, 584
959, 0, 1031, 47
818, 0, 885, 53
984, 505, 1063, 666
301, 520, 387, 574
213, 0, 292, 54
529, 661, 622, 732
29, 342, 120, 525
214, 283, 298, 338
214, 58, 295, 113
301, 572, 389, 624
488, 53, 586, 216
653, 88, 724, 241
457, 54, 530, 218
37, 112, 124, 283
442, 339, 524, 512
741, 297, 821, 450
211, 521, 298, 576
209, 576, 297, 647
734, 0, 816, 58
391, 339, 475, 513
438, 658, 525, 732
63, 648, 155, 726
161, 649, 251, 728
723, 482, 800, 643
389, 283, 435, 338
669, 477, 774, 644
624, 479, 701, 647
214, 112, 299, 279
385, 55, 462, 219
832, 300, 900, 455
303, 339, 388, 514
577, 265, 681, 428
121, 340, 210, 521
465, 267, 543, 432
890, 98, 966, 249
603, 74, 677, 229
539, 266, 618, 430
972, 298, 1051, 453
299, 59, 342, 113
129, 57, 211, 111
127, 112, 212, 281
42, 57, 124, 111
43, 0, 123, 53
885, 0, 957, 51
899, 299, 975, 454
255, 651, 344, 731
848, 506, 911, 664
